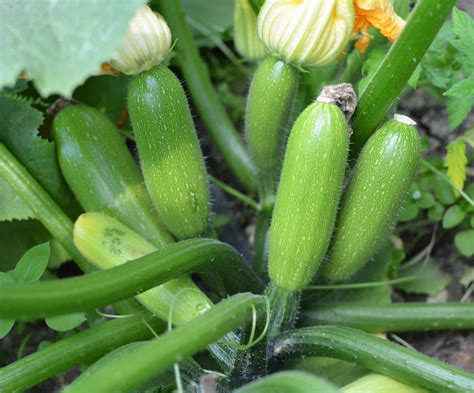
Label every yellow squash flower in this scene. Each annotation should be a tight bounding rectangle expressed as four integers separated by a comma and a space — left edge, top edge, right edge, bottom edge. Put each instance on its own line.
258, 0, 355, 67
353, 0, 406, 52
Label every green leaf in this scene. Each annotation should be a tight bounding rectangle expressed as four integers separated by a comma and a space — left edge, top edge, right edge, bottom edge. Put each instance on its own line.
447, 97, 474, 131
0, 1, 146, 97
0, 92, 76, 217
428, 203, 445, 222
0, 272, 16, 338
396, 258, 451, 296
451, 8, 474, 67
13, 242, 50, 284
442, 205, 467, 229
460, 267, 474, 288
0, 319, 15, 339
455, 230, 474, 257
444, 78, 474, 97
398, 202, 419, 222
462, 127, 474, 147
416, 192, 436, 209
433, 177, 456, 205
0, 180, 34, 221
0, 220, 51, 272
73, 75, 130, 124
45, 312, 86, 332
444, 139, 467, 194
358, 48, 386, 96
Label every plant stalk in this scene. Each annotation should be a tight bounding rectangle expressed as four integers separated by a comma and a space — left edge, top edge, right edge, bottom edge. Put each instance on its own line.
63, 294, 266, 393
273, 325, 474, 393
156, 0, 257, 192
301, 303, 474, 332
0, 143, 92, 272
351, 0, 457, 155
0, 313, 165, 392
0, 238, 264, 319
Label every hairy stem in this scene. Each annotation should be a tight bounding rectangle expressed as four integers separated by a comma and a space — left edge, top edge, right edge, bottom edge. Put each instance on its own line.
156, 0, 257, 192
0, 313, 165, 392
0, 239, 263, 319
64, 294, 266, 393
301, 303, 474, 332
274, 326, 474, 393
0, 143, 92, 272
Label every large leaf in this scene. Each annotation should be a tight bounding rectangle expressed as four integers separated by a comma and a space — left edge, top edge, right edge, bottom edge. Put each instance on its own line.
0, 220, 50, 272
0, 91, 76, 218
0, 0, 145, 97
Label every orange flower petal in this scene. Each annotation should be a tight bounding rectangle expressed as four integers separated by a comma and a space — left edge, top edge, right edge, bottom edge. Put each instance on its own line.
353, 0, 405, 52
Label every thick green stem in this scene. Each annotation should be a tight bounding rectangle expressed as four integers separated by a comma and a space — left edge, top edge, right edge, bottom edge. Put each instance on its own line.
252, 214, 270, 274
0, 143, 92, 272
0, 313, 165, 393
351, 0, 457, 155
63, 294, 265, 393
0, 239, 263, 319
156, 0, 257, 192
301, 303, 474, 333
274, 326, 474, 393
266, 283, 300, 339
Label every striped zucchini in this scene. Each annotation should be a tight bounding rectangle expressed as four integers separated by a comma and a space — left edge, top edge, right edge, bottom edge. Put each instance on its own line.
128, 65, 210, 239
268, 99, 349, 291
322, 115, 420, 282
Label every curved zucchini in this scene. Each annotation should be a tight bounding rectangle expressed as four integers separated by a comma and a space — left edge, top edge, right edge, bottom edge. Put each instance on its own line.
268, 99, 349, 291
322, 116, 420, 282
52, 104, 172, 247
74, 213, 212, 326
128, 65, 210, 239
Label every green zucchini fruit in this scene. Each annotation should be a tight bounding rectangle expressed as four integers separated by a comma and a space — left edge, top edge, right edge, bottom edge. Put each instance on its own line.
236, 371, 339, 393
74, 212, 213, 326
128, 65, 210, 239
245, 57, 299, 205
322, 116, 420, 282
52, 104, 173, 247
268, 99, 349, 291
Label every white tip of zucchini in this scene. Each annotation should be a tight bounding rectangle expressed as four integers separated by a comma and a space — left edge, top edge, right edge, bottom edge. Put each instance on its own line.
316, 96, 336, 104
394, 114, 417, 126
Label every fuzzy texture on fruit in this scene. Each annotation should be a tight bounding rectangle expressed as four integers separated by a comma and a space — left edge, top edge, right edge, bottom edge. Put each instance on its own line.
245, 57, 299, 199
322, 118, 420, 282
268, 100, 349, 291
52, 104, 172, 247
128, 66, 211, 239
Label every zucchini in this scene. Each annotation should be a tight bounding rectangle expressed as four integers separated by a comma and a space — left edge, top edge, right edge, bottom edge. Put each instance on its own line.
342, 374, 427, 393
74, 212, 213, 326
322, 116, 420, 282
52, 104, 173, 247
245, 56, 299, 206
236, 371, 339, 393
268, 99, 349, 291
128, 65, 211, 239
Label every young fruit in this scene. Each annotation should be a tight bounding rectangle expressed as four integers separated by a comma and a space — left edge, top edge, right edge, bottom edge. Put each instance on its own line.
52, 104, 173, 247
268, 99, 349, 291
245, 56, 299, 205
322, 115, 420, 282
74, 212, 213, 326
128, 66, 211, 239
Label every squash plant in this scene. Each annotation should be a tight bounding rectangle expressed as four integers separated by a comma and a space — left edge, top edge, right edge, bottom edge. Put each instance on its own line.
0, 0, 473, 392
